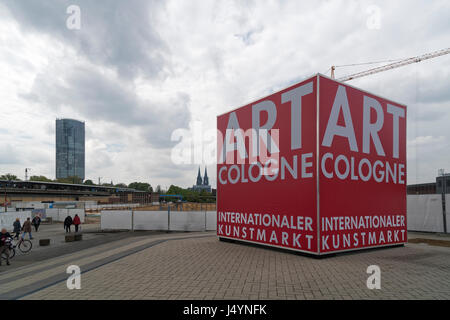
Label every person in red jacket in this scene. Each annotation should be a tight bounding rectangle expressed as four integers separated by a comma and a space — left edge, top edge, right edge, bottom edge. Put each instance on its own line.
73, 214, 81, 233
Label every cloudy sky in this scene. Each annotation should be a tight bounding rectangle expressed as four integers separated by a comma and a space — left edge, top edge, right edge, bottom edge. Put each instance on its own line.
0, 0, 449, 189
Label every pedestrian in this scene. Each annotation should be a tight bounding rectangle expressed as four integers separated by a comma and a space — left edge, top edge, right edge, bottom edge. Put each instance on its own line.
21, 217, 33, 240
73, 214, 81, 233
32, 215, 41, 232
32, 215, 40, 231
13, 218, 21, 240
0, 228, 12, 266
64, 215, 73, 233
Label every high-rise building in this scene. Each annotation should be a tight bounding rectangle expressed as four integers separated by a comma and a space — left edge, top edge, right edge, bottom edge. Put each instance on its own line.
55, 119, 85, 181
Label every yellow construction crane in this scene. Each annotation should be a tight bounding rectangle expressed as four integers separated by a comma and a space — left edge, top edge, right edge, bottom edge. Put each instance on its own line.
331, 47, 450, 82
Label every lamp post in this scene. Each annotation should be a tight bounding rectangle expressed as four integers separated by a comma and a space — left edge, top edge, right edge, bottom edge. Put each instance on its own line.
4, 182, 7, 212
439, 169, 448, 233
3, 178, 11, 212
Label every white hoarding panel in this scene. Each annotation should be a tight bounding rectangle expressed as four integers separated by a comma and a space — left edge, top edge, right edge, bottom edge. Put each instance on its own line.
446, 194, 450, 233
206, 211, 217, 231
170, 211, 205, 231
407, 195, 444, 233
101, 210, 132, 230
0, 211, 32, 231
45, 209, 59, 221
133, 211, 168, 231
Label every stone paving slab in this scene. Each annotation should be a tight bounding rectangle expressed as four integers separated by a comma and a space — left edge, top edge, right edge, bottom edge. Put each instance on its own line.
16, 233, 450, 300
0, 232, 216, 299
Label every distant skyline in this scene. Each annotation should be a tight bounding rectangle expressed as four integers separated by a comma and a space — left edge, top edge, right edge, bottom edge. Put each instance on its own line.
0, 1, 449, 188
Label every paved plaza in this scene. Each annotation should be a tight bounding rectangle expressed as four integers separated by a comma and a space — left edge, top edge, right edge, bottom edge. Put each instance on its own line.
0, 229, 449, 300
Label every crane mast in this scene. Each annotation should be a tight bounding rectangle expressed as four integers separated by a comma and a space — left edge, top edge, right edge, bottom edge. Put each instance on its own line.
332, 48, 450, 82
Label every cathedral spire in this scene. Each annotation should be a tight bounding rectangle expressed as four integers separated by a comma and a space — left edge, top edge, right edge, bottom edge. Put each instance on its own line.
203, 167, 209, 186
196, 166, 202, 185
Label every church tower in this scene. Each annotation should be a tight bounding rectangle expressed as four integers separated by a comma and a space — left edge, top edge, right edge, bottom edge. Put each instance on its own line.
196, 167, 203, 186
192, 166, 211, 193
203, 167, 209, 186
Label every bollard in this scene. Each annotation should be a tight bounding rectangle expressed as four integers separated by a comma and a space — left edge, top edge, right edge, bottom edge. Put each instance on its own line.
167, 204, 171, 232
39, 239, 50, 246
65, 234, 75, 242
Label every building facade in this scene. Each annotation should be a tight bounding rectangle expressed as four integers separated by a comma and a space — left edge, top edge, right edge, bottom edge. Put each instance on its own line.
436, 174, 450, 194
56, 119, 85, 181
407, 182, 436, 195
407, 174, 450, 195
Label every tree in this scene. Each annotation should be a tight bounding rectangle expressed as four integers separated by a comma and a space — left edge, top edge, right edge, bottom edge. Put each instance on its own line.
115, 183, 127, 188
0, 173, 18, 181
155, 185, 162, 193
84, 179, 94, 185
29, 175, 52, 182
165, 185, 214, 203
167, 185, 182, 194
128, 182, 152, 192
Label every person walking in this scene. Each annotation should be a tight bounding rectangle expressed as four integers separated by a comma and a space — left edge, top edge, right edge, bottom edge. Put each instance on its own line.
64, 215, 73, 233
73, 214, 81, 233
13, 218, 21, 240
0, 228, 12, 266
21, 217, 33, 240
32, 215, 41, 232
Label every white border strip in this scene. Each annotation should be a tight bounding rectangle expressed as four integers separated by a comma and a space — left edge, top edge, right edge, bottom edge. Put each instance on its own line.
317, 73, 407, 108
218, 235, 407, 256
316, 74, 321, 254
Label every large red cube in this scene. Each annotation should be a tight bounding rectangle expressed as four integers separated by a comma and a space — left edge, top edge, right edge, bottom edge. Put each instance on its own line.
217, 74, 407, 255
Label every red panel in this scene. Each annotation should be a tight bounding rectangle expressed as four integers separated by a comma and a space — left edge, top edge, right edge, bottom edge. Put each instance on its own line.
217, 76, 318, 254
318, 75, 407, 253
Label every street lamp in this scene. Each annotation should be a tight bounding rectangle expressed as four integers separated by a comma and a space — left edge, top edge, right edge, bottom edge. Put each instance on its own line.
439, 169, 448, 233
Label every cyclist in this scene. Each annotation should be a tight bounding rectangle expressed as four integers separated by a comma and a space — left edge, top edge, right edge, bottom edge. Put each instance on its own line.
13, 218, 21, 240
0, 228, 12, 266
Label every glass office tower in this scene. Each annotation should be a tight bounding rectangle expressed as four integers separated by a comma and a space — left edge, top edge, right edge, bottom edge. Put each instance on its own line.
56, 119, 85, 181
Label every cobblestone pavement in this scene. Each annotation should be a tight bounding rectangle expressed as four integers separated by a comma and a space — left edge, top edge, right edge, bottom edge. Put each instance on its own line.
0, 223, 163, 271
1, 231, 449, 300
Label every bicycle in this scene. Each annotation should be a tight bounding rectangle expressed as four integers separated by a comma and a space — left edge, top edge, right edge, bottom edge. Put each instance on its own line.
1, 236, 33, 260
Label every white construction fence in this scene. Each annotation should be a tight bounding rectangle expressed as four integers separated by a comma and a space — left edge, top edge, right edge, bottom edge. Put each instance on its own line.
407, 194, 450, 233
4, 195, 447, 234
45, 208, 86, 223
101, 210, 217, 231
0, 211, 32, 231
100, 195, 450, 233
0, 208, 86, 231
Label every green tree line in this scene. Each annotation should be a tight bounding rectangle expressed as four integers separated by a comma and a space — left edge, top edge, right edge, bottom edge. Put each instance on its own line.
166, 185, 215, 203
1, 173, 155, 192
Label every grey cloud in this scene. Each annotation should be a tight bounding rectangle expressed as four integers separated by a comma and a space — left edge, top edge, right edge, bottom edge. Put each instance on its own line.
21, 65, 191, 149
415, 109, 446, 122
3, 0, 169, 80
138, 92, 192, 149
0, 144, 20, 165
416, 80, 450, 104
234, 26, 264, 46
